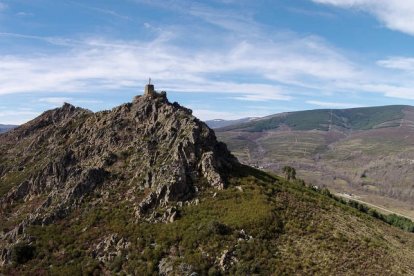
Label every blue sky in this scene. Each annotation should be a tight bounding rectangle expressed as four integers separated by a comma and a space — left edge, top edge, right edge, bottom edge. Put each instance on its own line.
2, 0, 414, 124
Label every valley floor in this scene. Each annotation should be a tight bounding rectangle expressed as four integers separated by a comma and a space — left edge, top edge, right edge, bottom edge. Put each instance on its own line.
217, 127, 414, 221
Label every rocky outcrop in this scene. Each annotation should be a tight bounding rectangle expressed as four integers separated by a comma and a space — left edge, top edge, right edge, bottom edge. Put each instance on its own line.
158, 257, 196, 276
219, 249, 238, 272
0, 87, 238, 265
92, 234, 131, 263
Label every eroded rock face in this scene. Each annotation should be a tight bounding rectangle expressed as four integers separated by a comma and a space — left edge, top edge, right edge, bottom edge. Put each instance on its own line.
0, 91, 238, 264
92, 234, 131, 263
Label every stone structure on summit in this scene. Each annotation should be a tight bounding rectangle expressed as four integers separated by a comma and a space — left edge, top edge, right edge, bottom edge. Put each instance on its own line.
144, 78, 166, 98
144, 78, 155, 96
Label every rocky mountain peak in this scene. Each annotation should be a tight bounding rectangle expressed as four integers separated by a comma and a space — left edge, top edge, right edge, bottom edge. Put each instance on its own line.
3, 102, 91, 142
0, 85, 238, 263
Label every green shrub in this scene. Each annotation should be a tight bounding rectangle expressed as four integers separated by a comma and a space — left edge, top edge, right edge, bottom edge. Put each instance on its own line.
206, 221, 232, 236
11, 243, 36, 264
384, 214, 414, 232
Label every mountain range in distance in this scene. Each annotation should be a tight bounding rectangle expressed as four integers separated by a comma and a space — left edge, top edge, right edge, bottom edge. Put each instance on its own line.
205, 117, 258, 129
2, 90, 414, 274
208, 105, 412, 131
0, 124, 17, 134
213, 105, 414, 219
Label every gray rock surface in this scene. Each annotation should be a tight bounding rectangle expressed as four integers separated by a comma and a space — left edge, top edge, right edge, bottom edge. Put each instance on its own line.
0, 90, 238, 265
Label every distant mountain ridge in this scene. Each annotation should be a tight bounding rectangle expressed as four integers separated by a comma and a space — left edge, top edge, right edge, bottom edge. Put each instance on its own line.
0, 124, 17, 134
216, 105, 412, 132
206, 117, 257, 129
216, 104, 414, 218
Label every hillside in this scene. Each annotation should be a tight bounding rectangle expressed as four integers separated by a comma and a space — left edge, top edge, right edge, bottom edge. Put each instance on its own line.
0, 124, 17, 134
1, 93, 414, 274
216, 105, 414, 218
220, 105, 409, 132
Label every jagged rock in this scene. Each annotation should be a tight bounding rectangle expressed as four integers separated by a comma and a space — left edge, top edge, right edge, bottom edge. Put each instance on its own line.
158, 257, 196, 276
158, 257, 174, 276
219, 249, 238, 271
0, 248, 10, 266
178, 263, 196, 275
163, 207, 180, 223
92, 234, 130, 263
0, 86, 238, 265
201, 152, 226, 189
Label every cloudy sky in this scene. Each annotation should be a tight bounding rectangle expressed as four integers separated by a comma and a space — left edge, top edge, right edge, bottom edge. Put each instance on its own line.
2, 0, 414, 124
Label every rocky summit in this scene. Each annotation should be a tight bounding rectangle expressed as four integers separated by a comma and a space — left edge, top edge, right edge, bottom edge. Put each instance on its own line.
0, 87, 237, 265
1, 86, 414, 275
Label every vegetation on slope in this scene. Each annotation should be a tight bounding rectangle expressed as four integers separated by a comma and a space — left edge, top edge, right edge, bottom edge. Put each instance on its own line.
345, 199, 414, 232
309, 186, 414, 233
219, 105, 407, 132
3, 165, 414, 275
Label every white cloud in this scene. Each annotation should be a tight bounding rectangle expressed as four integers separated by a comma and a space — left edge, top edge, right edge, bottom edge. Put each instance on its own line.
170, 82, 291, 101
306, 100, 360, 108
0, 30, 358, 102
38, 97, 103, 107
0, 0, 373, 107
187, 3, 259, 35
312, 0, 414, 36
39, 97, 72, 106
2, 0, 414, 125
0, 110, 41, 124
0, 29, 411, 107
377, 57, 414, 72
69, 1, 131, 21
192, 108, 272, 121
287, 7, 336, 18
359, 84, 414, 100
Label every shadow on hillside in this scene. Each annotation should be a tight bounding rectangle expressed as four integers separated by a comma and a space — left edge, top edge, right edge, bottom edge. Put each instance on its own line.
229, 163, 277, 183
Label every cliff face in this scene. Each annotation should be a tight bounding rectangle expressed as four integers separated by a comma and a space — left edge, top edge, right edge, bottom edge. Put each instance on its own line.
0, 91, 237, 263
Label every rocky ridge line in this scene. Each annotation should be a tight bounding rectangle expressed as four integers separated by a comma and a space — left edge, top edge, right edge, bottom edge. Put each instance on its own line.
0, 87, 238, 265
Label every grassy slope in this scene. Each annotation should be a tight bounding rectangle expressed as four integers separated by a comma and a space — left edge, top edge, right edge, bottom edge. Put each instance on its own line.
219, 105, 407, 132
3, 166, 414, 275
